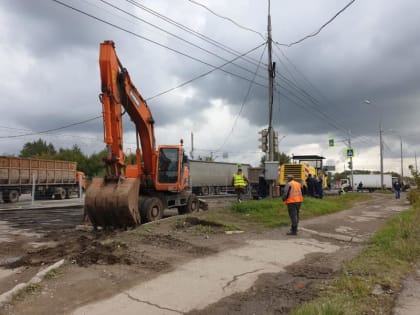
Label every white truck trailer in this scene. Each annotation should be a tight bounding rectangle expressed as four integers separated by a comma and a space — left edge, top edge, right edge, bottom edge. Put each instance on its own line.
189, 160, 251, 195
340, 174, 393, 192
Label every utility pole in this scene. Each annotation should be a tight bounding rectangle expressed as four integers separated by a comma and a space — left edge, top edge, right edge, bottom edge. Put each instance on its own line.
379, 123, 384, 189
267, 0, 275, 162
190, 132, 194, 160
364, 100, 384, 189
348, 131, 354, 189
400, 136, 403, 183
415, 151, 418, 173
265, 0, 277, 198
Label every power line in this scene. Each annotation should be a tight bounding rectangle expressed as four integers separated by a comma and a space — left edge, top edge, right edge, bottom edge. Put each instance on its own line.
125, 0, 269, 69
0, 116, 101, 139
216, 43, 267, 152
272, 42, 374, 146
185, 0, 265, 40
183, 0, 356, 48
0, 124, 101, 141
275, 0, 357, 47
147, 43, 266, 101
5, 2, 265, 142
100, 0, 268, 82
51, 0, 268, 88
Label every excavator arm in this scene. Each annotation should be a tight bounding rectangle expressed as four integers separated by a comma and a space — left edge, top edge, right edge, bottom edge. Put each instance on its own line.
85, 40, 158, 228
99, 40, 156, 181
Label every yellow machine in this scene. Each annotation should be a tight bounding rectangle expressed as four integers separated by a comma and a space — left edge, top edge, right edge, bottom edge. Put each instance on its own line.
278, 155, 328, 193
278, 163, 317, 188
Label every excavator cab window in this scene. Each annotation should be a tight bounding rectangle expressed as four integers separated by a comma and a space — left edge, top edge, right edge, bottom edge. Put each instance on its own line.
158, 148, 179, 184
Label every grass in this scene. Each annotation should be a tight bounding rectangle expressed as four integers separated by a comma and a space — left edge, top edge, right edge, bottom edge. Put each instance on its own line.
290, 193, 420, 315
44, 268, 64, 280
13, 283, 41, 301
230, 193, 371, 228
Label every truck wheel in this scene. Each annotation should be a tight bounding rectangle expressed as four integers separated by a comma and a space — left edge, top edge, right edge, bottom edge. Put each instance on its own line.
54, 188, 66, 200
200, 186, 209, 196
140, 197, 163, 223
178, 194, 199, 214
8, 190, 19, 203
209, 186, 215, 195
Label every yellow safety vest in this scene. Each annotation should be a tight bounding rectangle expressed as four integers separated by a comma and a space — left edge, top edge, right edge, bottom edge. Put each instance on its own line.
233, 173, 247, 188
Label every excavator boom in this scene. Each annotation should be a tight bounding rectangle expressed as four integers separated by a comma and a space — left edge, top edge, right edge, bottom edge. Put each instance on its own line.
85, 41, 156, 228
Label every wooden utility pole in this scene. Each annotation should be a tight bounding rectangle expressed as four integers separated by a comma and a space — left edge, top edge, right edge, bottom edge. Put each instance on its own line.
190, 132, 194, 159
267, 0, 274, 163
265, 0, 278, 197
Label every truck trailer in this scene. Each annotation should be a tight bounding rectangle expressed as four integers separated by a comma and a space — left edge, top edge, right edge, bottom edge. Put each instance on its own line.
0, 156, 85, 203
340, 174, 393, 192
189, 160, 251, 195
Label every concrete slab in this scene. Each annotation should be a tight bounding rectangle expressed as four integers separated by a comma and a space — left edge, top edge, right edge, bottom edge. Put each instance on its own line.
73, 238, 339, 315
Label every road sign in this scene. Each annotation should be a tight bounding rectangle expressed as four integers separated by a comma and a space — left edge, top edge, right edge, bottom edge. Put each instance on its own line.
328, 138, 335, 147
346, 148, 354, 157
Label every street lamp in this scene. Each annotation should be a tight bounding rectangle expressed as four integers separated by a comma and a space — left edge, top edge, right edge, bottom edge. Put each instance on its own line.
364, 100, 384, 189
387, 130, 404, 184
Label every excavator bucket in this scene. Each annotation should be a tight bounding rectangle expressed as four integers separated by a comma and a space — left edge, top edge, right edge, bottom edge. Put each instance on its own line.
84, 177, 141, 228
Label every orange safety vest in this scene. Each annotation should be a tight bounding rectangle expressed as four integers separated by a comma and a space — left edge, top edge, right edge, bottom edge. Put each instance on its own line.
285, 180, 303, 204
233, 173, 247, 188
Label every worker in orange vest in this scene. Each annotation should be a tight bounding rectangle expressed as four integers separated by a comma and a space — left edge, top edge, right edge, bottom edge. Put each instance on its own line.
282, 174, 304, 235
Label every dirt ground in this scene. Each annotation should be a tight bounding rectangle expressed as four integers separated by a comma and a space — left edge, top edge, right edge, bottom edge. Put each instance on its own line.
0, 193, 411, 314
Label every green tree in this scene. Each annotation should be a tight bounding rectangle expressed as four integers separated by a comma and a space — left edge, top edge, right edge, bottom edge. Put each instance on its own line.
409, 165, 420, 187
20, 138, 56, 158
260, 152, 290, 167
85, 149, 107, 177
55, 144, 87, 172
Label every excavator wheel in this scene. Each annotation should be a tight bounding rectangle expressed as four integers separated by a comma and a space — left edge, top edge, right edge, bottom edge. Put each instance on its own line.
178, 194, 199, 215
140, 197, 164, 223
84, 177, 141, 229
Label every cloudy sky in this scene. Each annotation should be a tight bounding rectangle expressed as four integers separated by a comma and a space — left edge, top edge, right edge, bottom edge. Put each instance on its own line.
1, 0, 419, 175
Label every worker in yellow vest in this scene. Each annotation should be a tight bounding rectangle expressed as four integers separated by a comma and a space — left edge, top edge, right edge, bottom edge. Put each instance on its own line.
282, 174, 304, 235
232, 167, 249, 202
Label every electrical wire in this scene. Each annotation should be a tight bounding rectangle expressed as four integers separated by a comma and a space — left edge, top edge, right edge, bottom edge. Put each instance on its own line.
273, 42, 375, 146
185, 0, 356, 49
275, 0, 357, 47
185, 0, 265, 40
51, 0, 268, 89
216, 43, 267, 152
0, 116, 101, 139
99, 0, 268, 83
125, 0, 269, 69
146, 43, 266, 101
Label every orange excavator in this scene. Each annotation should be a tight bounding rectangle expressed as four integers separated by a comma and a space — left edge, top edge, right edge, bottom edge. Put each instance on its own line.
85, 40, 198, 228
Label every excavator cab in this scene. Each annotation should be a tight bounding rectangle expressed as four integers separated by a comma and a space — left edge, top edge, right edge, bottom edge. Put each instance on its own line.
155, 145, 189, 192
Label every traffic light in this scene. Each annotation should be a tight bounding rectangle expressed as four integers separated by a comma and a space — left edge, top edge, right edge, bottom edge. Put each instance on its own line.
348, 161, 353, 169
346, 148, 354, 157
328, 138, 335, 147
273, 131, 279, 153
258, 129, 268, 152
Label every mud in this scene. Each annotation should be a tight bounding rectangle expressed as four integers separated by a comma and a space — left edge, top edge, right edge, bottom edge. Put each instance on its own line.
0, 193, 412, 315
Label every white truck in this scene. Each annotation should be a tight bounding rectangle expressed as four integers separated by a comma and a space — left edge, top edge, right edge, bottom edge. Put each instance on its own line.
340, 174, 393, 192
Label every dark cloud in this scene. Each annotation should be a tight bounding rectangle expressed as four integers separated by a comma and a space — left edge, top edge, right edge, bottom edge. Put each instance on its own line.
1, 0, 419, 171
